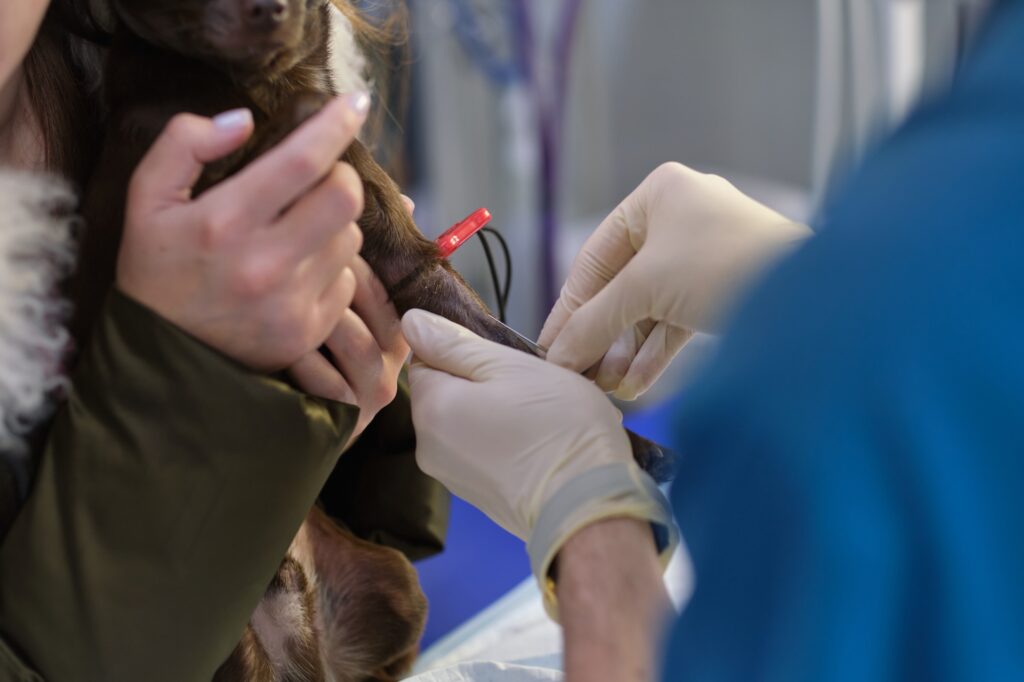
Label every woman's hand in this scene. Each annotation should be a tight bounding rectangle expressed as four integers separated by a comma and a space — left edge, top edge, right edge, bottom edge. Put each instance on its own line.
287, 257, 409, 441
539, 162, 812, 399
117, 94, 371, 372
286, 193, 416, 440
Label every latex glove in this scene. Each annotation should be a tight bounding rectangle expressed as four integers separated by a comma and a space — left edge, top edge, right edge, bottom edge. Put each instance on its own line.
403, 309, 677, 618
539, 162, 812, 399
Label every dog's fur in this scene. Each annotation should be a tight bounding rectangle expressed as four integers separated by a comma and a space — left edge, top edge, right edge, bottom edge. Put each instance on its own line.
212, 506, 427, 681
74, 1, 675, 678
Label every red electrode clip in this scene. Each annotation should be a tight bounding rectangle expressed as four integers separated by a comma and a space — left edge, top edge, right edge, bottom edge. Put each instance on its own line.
435, 208, 493, 258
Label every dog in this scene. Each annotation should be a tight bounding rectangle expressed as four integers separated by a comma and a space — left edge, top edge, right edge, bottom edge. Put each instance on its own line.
212, 506, 427, 681
73, 0, 676, 678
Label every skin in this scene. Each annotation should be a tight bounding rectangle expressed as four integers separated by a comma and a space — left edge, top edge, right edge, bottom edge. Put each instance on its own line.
118, 104, 408, 434
558, 518, 672, 682
0, 0, 49, 169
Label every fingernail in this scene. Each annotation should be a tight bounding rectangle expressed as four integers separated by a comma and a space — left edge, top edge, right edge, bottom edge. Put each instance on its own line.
346, 91, 371, 116
212, 108, 253, 131
614, 382, 639, 402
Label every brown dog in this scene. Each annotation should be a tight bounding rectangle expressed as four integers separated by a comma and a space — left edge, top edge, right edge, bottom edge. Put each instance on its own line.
212, 506, 427, 681
74, 0, 679, 483
74, 0, 675, 678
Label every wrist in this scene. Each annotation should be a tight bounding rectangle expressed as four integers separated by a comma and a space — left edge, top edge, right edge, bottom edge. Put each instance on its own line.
558, 518, 672, 682
527, 462, 677, 619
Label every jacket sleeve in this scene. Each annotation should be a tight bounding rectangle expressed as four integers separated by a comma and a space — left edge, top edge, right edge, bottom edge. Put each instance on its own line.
0, 291, 358, 682
319, 373, 450, 562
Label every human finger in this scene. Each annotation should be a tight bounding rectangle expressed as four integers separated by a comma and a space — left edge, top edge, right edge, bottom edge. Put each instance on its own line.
311, 266, 358, 339
401, 194, 415, 215
130, 110, 254, 209
220, 93, 369, 223
538, 193, 644, 349
593, 321, 656, 394
322, 308, 385, 397
402, 309, 525, 381
348, 257, 406, 355
545, 256, 653, 374
307, 223, 364, 299
271, 162, 364, 261
614, 323, 694, 401
288, 351, 358, 406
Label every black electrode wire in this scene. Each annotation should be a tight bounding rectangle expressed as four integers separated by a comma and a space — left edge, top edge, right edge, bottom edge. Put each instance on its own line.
482, 228, 512, 309
476, 227, 513, 323
476, 229, 506, 322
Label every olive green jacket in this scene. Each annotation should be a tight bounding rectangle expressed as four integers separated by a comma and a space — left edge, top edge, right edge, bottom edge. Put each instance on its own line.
0, 292, 449, 681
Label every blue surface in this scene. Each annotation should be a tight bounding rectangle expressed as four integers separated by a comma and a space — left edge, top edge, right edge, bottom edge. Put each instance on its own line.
415, 496, 528, 648
415, 400, 683, 647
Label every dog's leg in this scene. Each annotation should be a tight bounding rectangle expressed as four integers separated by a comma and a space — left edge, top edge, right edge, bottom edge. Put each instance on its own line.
342, 139, 679, 482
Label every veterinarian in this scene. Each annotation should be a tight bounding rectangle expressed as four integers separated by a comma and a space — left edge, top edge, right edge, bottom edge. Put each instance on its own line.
0, 2, 448, 680
403, 1, 1024, 680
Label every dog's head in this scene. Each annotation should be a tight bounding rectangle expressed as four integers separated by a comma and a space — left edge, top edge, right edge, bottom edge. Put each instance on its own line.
112, 0, 334, 78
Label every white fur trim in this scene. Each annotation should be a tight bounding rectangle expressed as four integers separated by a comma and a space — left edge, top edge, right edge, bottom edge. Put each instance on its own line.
327, 3, 370, 96
0, 170, 78, 495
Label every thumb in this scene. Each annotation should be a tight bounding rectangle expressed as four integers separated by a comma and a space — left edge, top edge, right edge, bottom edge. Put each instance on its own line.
546, 258, 652, 374
131, 109, 255, 206
538, 189, 646, 350
402, 310, 517, 381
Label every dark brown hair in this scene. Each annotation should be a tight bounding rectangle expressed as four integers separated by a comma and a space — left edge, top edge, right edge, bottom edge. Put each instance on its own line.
22, 0, 408, 187
21, 0, 107, 185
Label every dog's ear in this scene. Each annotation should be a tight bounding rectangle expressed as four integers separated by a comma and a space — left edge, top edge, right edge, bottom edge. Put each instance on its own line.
213, 625, 275, 682
301, 508, 427, 681
213, 556, 326, 682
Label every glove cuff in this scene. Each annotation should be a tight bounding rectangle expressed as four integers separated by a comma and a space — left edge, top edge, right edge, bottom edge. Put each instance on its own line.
526, 462, 678, 621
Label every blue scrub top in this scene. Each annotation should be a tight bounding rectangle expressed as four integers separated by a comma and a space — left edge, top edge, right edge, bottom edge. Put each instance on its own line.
664, 2, 1024, 680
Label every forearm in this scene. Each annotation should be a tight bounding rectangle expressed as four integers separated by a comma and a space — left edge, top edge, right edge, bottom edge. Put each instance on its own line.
557, 518, 672, 682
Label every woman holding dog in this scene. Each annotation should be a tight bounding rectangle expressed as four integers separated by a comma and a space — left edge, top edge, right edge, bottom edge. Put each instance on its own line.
4, 0, 1023, 680
403, 1, 1024, 681
0, 2, 448, 680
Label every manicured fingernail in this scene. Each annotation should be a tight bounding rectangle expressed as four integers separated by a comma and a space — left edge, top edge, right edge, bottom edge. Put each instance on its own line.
212, 108, 253, 131
346, 91, 371, 116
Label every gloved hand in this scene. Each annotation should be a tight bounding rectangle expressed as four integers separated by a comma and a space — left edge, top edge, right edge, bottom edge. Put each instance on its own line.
402, 309, 677, 618
539, 162, 812, 399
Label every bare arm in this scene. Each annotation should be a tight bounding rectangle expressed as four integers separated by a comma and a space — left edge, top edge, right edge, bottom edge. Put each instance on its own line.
557, 518, 673, 682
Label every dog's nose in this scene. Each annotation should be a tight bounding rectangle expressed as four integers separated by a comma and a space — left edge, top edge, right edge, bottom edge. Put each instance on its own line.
244, 0, 288, 30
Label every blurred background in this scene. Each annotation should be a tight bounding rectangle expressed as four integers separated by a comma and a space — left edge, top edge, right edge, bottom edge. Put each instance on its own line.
361, 0, 993, 646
